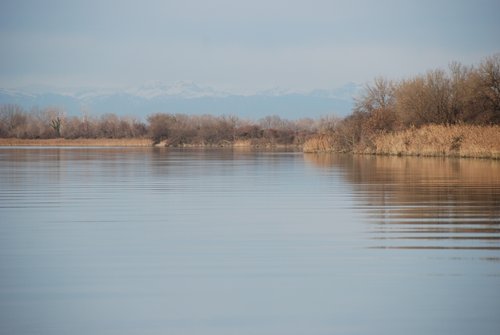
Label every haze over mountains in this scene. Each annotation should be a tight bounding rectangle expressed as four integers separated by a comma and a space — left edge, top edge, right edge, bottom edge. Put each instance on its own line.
0, 81, 361, 120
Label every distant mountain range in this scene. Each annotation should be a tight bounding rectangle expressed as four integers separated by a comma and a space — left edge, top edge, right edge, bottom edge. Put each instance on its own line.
0, 81, 362, 120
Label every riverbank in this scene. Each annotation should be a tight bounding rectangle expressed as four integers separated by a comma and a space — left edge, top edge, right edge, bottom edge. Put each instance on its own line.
0, 137, 301, 150
303, 124, 500, 159
2, 124, 499, 159
0, 138, 152, 147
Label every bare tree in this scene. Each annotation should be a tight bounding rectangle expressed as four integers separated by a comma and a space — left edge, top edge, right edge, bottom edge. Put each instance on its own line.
354, 77, 400, 134
477, 53, 500, 123
316, 115, 339, 134
43, 107, 66, 138
0, 104, 27, 137
354, 77, 396, 114
147, 113, 176, 145
395, 71, 452, 126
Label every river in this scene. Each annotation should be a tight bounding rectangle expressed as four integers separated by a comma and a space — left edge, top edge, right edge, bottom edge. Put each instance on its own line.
0, 148, 499, 335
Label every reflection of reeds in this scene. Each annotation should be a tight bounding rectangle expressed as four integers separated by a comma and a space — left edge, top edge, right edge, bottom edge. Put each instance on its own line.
304, 153, 500, 251
304, 153, 500, 186
0, 138, 152, 147
373, 124, 500, 159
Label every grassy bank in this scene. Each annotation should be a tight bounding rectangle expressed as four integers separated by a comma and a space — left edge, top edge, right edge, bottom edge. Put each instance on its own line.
0, 138, 152, 147
304, 124, 500, 159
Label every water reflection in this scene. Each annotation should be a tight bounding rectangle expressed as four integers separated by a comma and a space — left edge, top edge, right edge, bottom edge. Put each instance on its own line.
305, 154, 500, 251
1, 148, 500, 335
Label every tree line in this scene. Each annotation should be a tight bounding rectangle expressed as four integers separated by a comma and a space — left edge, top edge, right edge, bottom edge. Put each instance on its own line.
0, 104, 330, 146
0, 105, 148, 139
1, 54, 498, 148
146, 113, 335, 146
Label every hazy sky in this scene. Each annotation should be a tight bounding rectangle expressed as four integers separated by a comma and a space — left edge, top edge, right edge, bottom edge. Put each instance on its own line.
1, 0, 499, 92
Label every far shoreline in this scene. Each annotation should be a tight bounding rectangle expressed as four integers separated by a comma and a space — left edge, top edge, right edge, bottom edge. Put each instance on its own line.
1, 129, 499, 160
0, 138, 301, 150
0, 138, 153, 147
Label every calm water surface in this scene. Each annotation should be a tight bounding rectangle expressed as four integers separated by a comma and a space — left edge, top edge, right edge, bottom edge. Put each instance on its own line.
0, 148, 499, 335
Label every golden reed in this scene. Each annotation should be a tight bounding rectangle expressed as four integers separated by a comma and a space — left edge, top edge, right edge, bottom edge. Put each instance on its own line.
373, 124, 500, 159
303, 134, 337, 153
304, 125, 500, 159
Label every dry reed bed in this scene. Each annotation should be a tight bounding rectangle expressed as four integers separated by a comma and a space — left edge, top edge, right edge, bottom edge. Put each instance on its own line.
373, 124, 500, 159
303, 135, 337, 153
0, 138, 152, 147
303, 125, 500, 159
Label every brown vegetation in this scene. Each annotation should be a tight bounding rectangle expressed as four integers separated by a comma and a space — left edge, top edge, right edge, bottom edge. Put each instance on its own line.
0, 105, 148, 140
147, 113, 315, 147
303, 134, 337, 153
372, 124, 500, 159
0, 105, 319, 148
304, 54, 500, 158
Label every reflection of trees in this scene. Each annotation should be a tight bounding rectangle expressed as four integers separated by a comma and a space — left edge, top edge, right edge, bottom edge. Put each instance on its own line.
304, 153, 500, 250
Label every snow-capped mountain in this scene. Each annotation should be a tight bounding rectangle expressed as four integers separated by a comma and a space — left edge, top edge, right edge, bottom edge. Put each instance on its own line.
0, 82, 361, 119
256, 87, 302, 97
0, 88, 37, 99
125, 80, 229, 99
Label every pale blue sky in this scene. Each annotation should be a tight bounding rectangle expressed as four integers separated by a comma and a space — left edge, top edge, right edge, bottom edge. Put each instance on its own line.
1, 0, 499, 92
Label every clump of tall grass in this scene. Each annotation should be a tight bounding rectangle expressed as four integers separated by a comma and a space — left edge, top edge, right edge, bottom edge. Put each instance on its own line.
373, 124, 500, 159
303, 134, 337, 153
